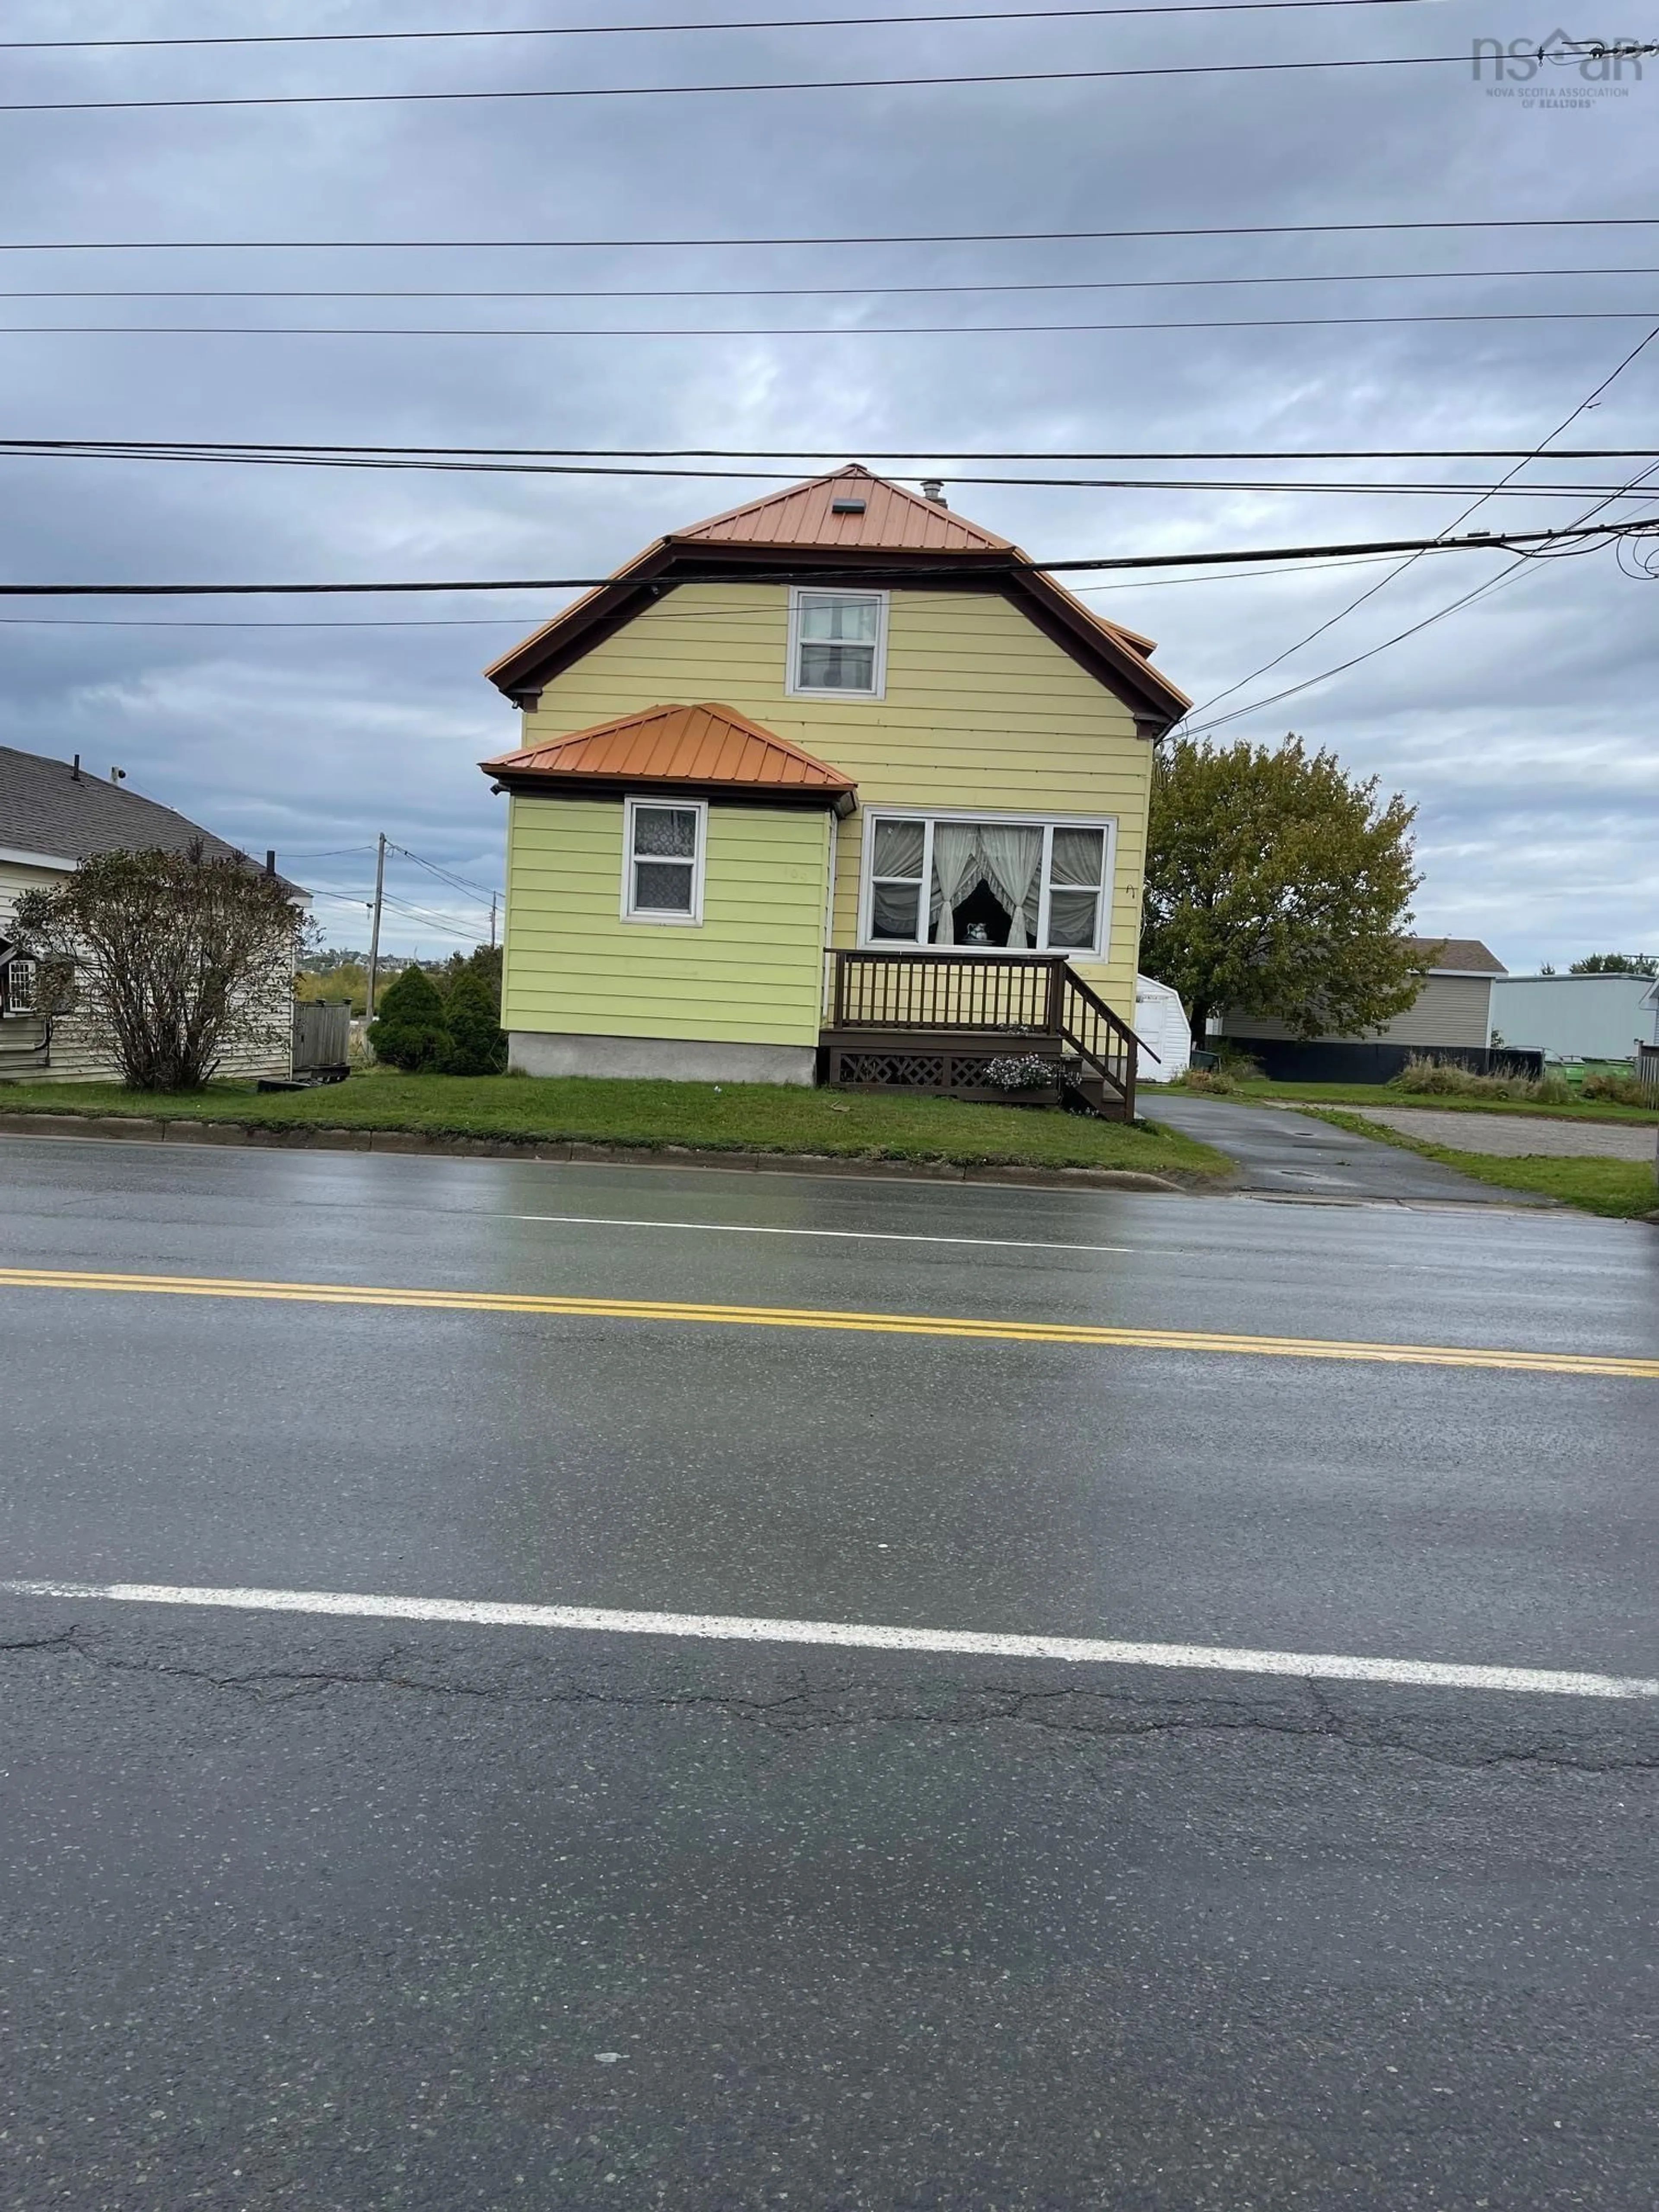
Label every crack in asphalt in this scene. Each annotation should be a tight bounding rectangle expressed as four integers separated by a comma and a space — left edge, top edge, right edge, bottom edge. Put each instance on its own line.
3, 1626, 1656, 1774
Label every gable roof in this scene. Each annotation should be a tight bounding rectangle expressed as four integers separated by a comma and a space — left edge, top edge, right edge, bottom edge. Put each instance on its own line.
482, 702, 857, 813
483, 466, 1190, 733
1407, 935, 1506, 976
675, 464, 1011, 554
0, 744, 305, 895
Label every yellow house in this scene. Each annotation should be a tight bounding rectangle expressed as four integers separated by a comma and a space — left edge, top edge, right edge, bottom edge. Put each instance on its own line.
480, 467, 1189, 1118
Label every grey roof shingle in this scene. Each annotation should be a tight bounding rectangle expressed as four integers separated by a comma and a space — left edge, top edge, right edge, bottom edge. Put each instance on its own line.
0, 745, 303, 895
1405, 934, 1506, 975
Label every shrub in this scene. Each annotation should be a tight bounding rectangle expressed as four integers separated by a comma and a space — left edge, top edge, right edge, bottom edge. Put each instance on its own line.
442, 966, 508, 1076
1582, 1068, 1646, 1106
1179, 1067, 1237, 1095
368, 963, 450, 1071
1390, 1056, 1582, 1106
1531, 1073, 1575, 1107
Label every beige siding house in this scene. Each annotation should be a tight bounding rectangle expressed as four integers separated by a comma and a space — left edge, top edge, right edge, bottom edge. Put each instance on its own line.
0, 745, 303, 1084
1214, 938, 1510, 1079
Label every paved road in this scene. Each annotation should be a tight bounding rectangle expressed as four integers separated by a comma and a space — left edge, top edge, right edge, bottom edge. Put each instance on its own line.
1146, 1089, 1558, 1201
3, 1135, 1657, 2210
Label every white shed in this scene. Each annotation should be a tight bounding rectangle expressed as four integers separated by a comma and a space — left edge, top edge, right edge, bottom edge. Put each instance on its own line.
1134, 973, 1192, 1082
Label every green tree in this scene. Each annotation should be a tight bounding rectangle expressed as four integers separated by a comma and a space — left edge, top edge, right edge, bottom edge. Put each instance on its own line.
368, 962, 450, 1071
12, 842, 302, 1092
1567, 952, 1657, 976
440, 942, 504, 1014
441, 966, 508, 1075
1142, 734, 1427, 1042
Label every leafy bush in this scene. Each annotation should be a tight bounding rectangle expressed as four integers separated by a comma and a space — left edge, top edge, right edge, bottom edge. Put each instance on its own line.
12, 843, 301, 1092
368, 963, 450, 1071
442, 966, 508, 1076
1581, 1068, 1646, 1106
1390, 1056, 1583, 1106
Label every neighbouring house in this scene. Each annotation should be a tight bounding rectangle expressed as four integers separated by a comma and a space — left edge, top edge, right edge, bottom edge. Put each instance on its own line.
478, 465, 1189, 1118
1212, 936, 1513, 1082
0, 744, 306, 1083
1488, 969, 1659, 1064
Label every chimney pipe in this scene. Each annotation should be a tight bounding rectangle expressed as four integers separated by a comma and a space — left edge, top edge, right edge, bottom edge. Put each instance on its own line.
265, 849, 276, 876
921, 478, 947, 507
71, 753, 81, 781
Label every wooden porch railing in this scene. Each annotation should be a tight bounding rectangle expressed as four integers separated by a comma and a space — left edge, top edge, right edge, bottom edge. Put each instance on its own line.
826, 950, 1147, 1119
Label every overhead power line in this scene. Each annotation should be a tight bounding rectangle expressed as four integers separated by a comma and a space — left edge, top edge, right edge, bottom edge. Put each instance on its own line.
6, 438, 1654, 463
10, 264, 1659, 302
5, 309, 1658, 337
0, 521, 1647, 596
3, 53, 1624, 116
1179, 321, 1659, 730
0, 0, 1452, 51
5, 216, 1655, 252
1, 441, 1652, 498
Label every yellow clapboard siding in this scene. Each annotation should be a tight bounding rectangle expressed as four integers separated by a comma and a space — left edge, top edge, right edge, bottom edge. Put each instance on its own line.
502, 796, 830, 1046
515, 583, 1155, 1022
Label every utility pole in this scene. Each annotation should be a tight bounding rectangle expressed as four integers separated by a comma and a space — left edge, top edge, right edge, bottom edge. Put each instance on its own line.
365, 832, 387, 1020
489, 893, 497, 950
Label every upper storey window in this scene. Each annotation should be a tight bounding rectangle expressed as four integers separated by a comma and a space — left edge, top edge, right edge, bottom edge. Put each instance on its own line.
787, 588, 888, 700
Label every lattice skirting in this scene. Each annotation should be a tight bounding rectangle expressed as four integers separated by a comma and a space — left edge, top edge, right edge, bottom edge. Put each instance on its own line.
825, 1045, 1062, 1103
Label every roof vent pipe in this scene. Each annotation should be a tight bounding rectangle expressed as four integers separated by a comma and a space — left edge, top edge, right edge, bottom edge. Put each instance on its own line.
71, 753, 81, 781
921, 479, 947, 507
265, 849, 276, 876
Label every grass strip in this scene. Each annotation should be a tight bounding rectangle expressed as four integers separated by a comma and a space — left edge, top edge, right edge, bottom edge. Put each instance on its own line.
0, 1072, 1230, 1177
1225, 1078, 1659, 1125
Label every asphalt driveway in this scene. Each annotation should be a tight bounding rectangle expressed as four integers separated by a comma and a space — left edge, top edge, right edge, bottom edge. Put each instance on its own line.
1144, 1089, 1557, 1201
2, 1134, 1655, 2210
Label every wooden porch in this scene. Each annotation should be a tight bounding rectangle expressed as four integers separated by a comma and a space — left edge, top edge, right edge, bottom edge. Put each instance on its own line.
820, 949, 1144, 1121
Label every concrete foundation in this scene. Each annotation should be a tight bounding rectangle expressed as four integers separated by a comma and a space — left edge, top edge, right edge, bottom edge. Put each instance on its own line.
509, 1030, 818, 1086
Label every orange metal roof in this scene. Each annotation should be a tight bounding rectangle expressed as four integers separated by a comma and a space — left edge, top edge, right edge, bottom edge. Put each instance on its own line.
481, 702, 857, 802
671, 464, 1011, 555
482, 466, 1190, 729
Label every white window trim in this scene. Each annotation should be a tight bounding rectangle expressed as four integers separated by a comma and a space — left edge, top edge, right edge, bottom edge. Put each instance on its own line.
620, 794, 708, 926
786, 585, 889, 702
856, 807, 1118, 961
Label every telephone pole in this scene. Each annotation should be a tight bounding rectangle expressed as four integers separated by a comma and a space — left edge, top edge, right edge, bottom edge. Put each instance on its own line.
365, 832, 387, 1019
489, 893, 497, 950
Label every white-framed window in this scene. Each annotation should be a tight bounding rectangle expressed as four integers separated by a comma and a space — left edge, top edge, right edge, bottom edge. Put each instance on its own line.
859, 811, 1116, 959
786, 586, 888, 700
621, 795, 706, 925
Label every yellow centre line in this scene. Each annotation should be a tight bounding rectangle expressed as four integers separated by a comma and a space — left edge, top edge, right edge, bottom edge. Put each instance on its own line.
0, 1265, 1654, 1378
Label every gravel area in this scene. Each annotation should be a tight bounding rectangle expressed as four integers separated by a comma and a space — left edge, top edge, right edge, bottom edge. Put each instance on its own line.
1339, 1106, 1659, 1161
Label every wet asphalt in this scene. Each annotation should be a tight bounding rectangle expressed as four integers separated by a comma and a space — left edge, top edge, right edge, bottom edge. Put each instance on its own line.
2, 1135, 1656, 2211
1145, 1089, 1555, 1201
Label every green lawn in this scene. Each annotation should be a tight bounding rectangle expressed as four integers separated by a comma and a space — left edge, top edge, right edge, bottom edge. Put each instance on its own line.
0, 1071, 1231, 1178
1214, 1078, 1659, 1125
1304, 1107, 1659, 1220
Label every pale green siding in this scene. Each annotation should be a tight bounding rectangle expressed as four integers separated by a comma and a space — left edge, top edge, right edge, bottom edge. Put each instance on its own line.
516, 583, 1154, 1021
503, 795, 830, 1046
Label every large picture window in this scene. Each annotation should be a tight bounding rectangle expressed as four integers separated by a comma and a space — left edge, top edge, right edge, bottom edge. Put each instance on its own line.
861, 814, 1113, 958
787, 587, 888, 699
622, 796, 706, 924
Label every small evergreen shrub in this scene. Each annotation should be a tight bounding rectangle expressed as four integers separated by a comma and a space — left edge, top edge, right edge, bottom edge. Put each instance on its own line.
442, 967, 508, 1076
368, 963, 450, 1071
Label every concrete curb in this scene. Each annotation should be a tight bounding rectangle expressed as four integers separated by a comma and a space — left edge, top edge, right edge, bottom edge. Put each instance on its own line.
0, 1110, 1192, 1194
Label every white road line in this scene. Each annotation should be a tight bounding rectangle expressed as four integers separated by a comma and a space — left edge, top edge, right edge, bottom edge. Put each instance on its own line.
504, 1214, 1132, 1255
4, 1580, 1654, 1700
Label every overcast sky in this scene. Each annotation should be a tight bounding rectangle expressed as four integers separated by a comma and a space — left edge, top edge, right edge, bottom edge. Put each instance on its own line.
2, 0, 1655, 967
